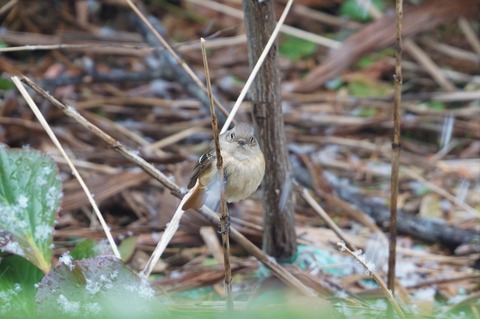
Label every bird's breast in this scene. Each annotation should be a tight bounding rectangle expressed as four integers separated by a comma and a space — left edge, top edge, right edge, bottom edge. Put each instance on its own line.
223, 152, 265, 202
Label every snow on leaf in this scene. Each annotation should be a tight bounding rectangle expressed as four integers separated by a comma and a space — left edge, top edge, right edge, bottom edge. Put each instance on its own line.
36, 256, 162, 317
0, 148, 62, 273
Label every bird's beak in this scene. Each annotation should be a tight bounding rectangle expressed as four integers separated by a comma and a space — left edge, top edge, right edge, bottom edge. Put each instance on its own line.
237, 139, 246, 146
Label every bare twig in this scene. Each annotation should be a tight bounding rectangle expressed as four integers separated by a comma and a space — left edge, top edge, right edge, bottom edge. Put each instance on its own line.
0, 43, 94, 53
301, 188, 358, 251
407, 274, 480, 290
201, 38, 233, 311
142, 126, 204, 152
404, 168, 480, 217
0, 0, 16, 16
337, 242, 406, 319
140, 199, 187, 278
12, 76, 121, 261
424, 40, 480, 65
293, 4, 361, 29
404, 39, 456, 91
388, 0, 403, 316
199, 227, 224, 265
0, 34, 244, 55
458, 18, 480, 55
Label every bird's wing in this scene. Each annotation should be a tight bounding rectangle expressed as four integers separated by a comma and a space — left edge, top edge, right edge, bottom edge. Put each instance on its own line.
187, 146, 215, 189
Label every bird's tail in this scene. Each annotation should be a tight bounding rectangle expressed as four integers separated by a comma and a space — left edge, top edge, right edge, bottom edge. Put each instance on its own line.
182, 181, 207, 210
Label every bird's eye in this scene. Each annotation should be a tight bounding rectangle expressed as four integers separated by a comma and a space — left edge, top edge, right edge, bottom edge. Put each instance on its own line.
250, 136, 256, 144
229, 132, 235, 140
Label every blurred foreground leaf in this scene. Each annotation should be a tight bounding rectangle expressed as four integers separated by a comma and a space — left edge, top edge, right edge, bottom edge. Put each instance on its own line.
280, 35, 317, 61
0, 148, 62, 273
0, 255, 44, 317
36, 256, 162, 317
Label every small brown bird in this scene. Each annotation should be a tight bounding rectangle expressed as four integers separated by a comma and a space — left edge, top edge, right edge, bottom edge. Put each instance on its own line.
182, 123, 265, 210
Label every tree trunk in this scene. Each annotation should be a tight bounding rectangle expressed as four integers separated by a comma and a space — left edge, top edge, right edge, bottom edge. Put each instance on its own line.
242, 0, 297, 260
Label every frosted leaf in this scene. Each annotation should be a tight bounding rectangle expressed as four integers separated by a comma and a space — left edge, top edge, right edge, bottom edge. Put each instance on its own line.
85, 279, 101, 295
0, 148, 62, 273
138, 280, 155, 300
0, 284, 22, 313
42, 166, 53, 175
59, 252, 74, 270
35, 224, 53, 241
2, 242, 25, 257
84, 302, 102, 316
36, 257, 162, 317
17, 195, 28, 209
58, 294, 80, 315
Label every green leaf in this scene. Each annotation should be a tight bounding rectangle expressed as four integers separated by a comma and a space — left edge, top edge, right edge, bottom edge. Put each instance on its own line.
416, 186, 430, 196
340, 0, 386, 22
36, 256, 162, 317
355, 49, 395, 69
279, 35, 317, 61
201, 257, 218, 266
70, 239, 99, 260
0, 148, 62, 274
0, 78, 15, 91
347, 79, 391, 97
118, 236, 137, 262
0, 255, 44, 316
325, 78, 344, 90
357, 108, 377, 117
356, 55, 377, 69
429, 101, 446, 110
